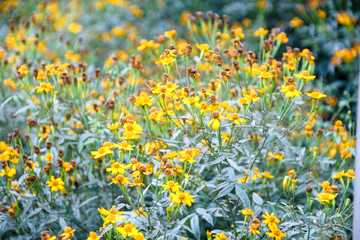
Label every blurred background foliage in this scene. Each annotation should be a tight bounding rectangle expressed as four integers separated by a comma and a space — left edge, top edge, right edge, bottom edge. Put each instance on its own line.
0, 0, 358, 130
0, 0, 358, 239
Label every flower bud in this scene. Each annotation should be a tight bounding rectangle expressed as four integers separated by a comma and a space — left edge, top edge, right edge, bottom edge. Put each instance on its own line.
45, 141, 52, 150
33, 145, 40, 154
306, 185, 313, 195
1, 160, 6, 169
58, 149, 64, 157
345, 198, 351, 208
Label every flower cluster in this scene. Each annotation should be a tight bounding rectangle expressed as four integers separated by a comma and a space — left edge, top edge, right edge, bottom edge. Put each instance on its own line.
0, 3, 356, 240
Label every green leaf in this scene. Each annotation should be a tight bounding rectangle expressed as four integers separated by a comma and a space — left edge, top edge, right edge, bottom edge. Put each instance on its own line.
252, 192, 263, 205
235, 185, 250, 208
99, 191, 110, 209
13, 106, 29, 116
100, 224, 113, 236
0, 96, 13, 111
59, 217, 67, 230
213, 183, 234, 201
202, 213, 213, 226
78, 196, 98, 209
227, 158, 243, 172
209, 155, 226, 165
191, 215, 200, 240
167, 213, 195, 237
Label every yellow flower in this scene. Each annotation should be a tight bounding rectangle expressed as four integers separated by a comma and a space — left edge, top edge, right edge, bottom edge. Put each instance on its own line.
332, 120, 345, 131
332, 170, 345, 179
61, 226, 76, 238
164, 29, 177, 39
112, 141, 134, 152
288, 169, 296, 178
87, 232, 100, 240
63, 162, 73, 172
315, 193, 338, 203
68, 23, 83, 34
248, 223, 260, 235
341, 150, 352, 159
337, 11, 356, 26
195, 102, 212, 115
38, 132, 50, 140
279, 85, 301, 98
131, 177, 145, 187
121, 122, 143, 135
266, 228, 287, 240
98, 207, 123, 216
170, 191, 195, 206
47, 176, 65, 192
345, 169, 355, 179
240, 208, 254, 216
10, 157, 19, 165
294, 70, 316, 81
133, 207, 148, 217
24, 161, 38, 171
254, 28, 269, 36
0, 141, 9, 152
132, 232, 146, 240
183, 96, 200, 105
289, 17, 304, 28
134, 92, 154, 107
258, 85, 269, 94
161, 180, 182, 192
116, 222, 139, 238
317, 9, 326, 19
43, 153, 54, 162
111, 174, 131, 185
178, 153, 197, 164
0, 167, 16, 178
244, 167, 263, 181
35, 82, 55, 93
18, 65, 30, 75
91, 147, 113, 159
303, 125, 313, 136
319, 181, 330, 191
276, 32, 289, 43
106, 162, 129, 175
238, 97, 250, 105
262, 171, 274, 179
262, 212, 280, 229
4, 78, 17, 90
107, 122, 121, 131
206, 230, 212, 237
213, 232, 227, 240
225, 113, 246, 125
244, 90, 261, 102
156, 56, 176, 66
306, 91, 327, 99
104, 213, 125, 225
196, 43, 213, 53
208, 111, 226, 130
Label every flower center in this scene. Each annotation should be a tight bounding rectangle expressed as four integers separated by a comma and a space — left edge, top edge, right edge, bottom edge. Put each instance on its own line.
125, 124, 134, 131
250, 91, 257, 98
160, 86, 167, 93
98, 148, 105, 154
269, 216, 276, 222
288, 85, 296, 91
178, 193, 186, 201
124, 225, 133, 233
